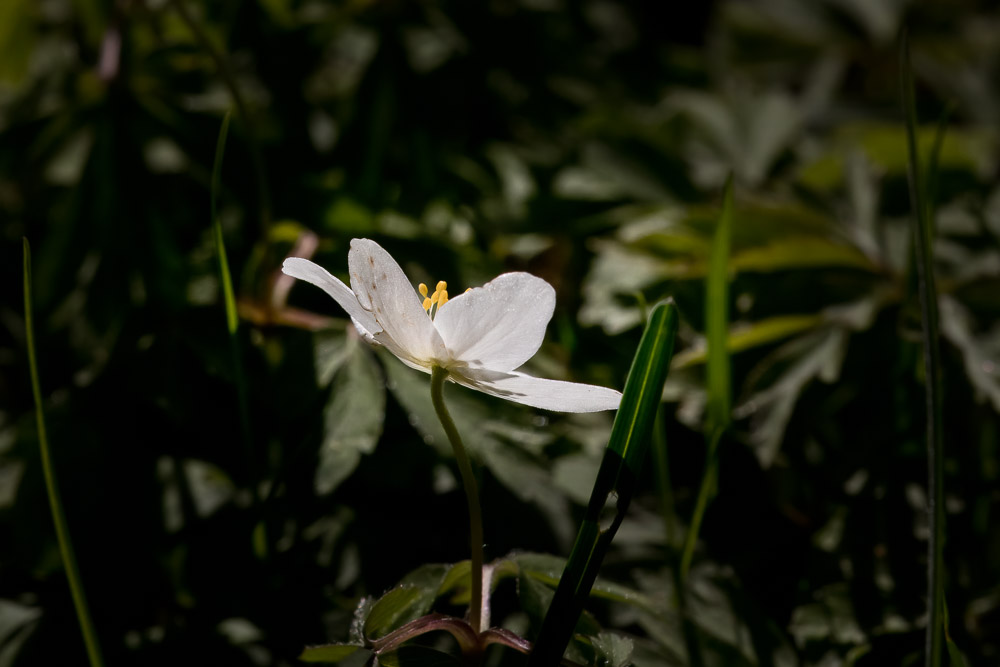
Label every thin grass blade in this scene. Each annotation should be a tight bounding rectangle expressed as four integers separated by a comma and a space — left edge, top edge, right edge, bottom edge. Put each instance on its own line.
527, 300, 679, 666
23, 238, 105, 667
212, 111, 239, 335
680, 176, 734, 579
210, 112, 263, 555
900, 30, 945, 667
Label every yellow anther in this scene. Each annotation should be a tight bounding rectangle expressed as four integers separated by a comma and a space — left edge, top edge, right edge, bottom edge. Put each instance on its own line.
422, 279, 454, 318
465, 288, 472, 293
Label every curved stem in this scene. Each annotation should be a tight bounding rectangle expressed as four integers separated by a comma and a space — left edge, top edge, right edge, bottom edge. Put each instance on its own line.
23, 239, 105, 667
430, 366, 485, 633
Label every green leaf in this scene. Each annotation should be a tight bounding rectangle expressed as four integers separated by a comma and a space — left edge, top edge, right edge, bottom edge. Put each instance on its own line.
528, 301, 679, 666
211, 112, 238, 337
364, 564, 451, 639
513, 553, 656, 610
313, 329, 353, 388
516, 567, 601, 638
901, 30, 945, 667
316, 341, 385, 495
731, 236, 874, 273
0, 599, 41, 667
299, 644, 366, 663
608, 301, 681, 474
680, 177, 734, 579
437, 561, 472, 603
591, 631, 635, 667
364, 587, 425, 639
671, 315, 822, 368
737, 327, 848, 466
946, 638, 968, 667
705, 176, 733, 433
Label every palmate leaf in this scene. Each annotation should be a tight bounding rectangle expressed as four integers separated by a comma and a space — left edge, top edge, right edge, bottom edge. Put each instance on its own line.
579, 198, 879, 336
527, 300, 679, 666
316, 338, 386, 495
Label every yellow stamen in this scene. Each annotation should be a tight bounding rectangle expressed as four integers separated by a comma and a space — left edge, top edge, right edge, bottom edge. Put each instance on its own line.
421, 279, 456, 319
465, 288, 472, 293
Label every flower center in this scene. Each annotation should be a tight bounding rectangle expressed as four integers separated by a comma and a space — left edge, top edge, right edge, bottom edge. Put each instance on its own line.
419, 281, 449, 319
419, 281, 472, 320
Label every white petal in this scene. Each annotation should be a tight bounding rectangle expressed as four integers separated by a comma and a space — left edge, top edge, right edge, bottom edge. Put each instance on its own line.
282, 257, 378, 336
347, 239, 448, 367
453, 367, 621, 413
432, 272, 555, 372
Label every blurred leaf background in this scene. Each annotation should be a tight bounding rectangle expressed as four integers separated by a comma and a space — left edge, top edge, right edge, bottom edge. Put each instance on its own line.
2, 0, 1000, 664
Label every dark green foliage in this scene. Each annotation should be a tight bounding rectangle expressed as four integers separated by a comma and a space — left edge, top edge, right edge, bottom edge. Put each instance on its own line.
3, 1, 1000, 666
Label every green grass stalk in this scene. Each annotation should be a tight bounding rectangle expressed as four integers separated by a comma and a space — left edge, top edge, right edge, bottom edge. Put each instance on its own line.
23, 238, 105, 667
211, 112, 264, 556
680, 177, 734, 580
900, 30, 944, 667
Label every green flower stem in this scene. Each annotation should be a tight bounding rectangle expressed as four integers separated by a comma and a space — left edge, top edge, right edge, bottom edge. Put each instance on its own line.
23, 239, 105, 667
430, 366, 485, 634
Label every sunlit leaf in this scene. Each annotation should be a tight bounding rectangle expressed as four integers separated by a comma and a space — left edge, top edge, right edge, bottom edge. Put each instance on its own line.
0, 599, 41, 667
316, 340, 385, 495
736, 327, 848, 466
591, 631, 635, 667
364, 586, 425, 640
672, 315, 822, 368
363, 565, 451, 639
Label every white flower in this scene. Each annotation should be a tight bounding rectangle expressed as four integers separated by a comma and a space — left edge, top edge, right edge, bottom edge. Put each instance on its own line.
283, 239, 622, 413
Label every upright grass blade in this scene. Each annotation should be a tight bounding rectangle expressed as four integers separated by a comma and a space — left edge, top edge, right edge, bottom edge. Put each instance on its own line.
213, 111, 239, 337
527, 300, 679, 667
900, 31, 945, 667
23, 238, 105, 667
211, 112, 264, 555
680, 177, 734, 579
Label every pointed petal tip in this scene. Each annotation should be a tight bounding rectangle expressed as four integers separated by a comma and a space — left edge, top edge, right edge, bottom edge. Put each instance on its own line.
455, 369, 622, 413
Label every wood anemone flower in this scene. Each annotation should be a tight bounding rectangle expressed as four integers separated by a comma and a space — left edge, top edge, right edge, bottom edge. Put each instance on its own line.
282, 238, 622, 412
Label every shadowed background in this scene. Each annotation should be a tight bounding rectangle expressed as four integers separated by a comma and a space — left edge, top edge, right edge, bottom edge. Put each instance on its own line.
2, 0, 1000, 665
